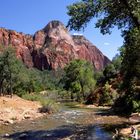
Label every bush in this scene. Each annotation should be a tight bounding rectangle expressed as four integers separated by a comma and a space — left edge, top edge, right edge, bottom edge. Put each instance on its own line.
99, 82, 112, 105
99, 91, 112, 106
40, 99, 59, 113
22, 93, 59, 113
113, 94, 140, 115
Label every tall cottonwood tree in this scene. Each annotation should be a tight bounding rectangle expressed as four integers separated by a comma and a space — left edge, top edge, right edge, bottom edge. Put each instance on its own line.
67, 0, 140, 113
62, 59, 96, 101
67, 0, 140, 32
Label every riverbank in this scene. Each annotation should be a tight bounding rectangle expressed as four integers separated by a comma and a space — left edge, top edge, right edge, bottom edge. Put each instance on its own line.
0, 95, 128, 126
0, 96, 139, 139
0, 95, 46, 125
64, 102, 140, 139
0, 103, 123, 140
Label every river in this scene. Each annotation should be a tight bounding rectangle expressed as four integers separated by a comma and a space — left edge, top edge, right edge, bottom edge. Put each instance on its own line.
0, 103, 127, 140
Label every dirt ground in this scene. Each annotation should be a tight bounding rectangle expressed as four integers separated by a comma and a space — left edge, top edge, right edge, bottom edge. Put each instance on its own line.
0, 95, 45, 125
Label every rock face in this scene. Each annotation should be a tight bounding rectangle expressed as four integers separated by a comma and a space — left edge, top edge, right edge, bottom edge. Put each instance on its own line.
0, 28, 34, 67
0, 20, 110, 70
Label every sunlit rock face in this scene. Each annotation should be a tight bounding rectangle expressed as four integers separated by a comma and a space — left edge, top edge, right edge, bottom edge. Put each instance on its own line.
0, 28, 34, 67
0, 20, 110, 70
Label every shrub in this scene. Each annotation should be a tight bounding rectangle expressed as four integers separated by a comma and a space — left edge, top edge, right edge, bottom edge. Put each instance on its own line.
113, 94, 140, 115
22, 93, 59, 113
40, 99, 59, 113
99, 91, 112, 106
22, 93, 42, 101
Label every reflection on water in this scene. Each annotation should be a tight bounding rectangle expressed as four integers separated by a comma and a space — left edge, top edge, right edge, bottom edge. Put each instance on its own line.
88, 126, 112, 140
0, 106, 113, 140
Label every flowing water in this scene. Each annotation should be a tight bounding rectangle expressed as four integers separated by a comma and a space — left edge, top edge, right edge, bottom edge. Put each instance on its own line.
0, 103, 125, 140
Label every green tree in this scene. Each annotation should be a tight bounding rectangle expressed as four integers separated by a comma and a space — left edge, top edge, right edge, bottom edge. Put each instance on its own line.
113, 28, 140, 114
27, 69, 43, 93
103, 53, 122, 81
39, 69, 63, 90
62, 59, 96, 101
103, 64, 116, 80
94, 71, 104, 83
67, 0, 140, 32
112, 54, 122, 73
122, 29, 140, 89
99, 82, 112, 105
0, 46, 24, 96
0, 46, 62, 97
67, 0, 140, 114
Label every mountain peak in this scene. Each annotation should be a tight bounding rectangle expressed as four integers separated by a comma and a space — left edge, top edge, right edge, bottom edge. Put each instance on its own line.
43, 20, 68, 33
0, 21, 110, 71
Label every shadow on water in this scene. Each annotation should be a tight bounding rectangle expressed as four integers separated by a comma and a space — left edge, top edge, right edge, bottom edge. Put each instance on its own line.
94, 107, 116, 116
3, 126, 73, 140
95, 107, 130, 118
1, 124, 112, 140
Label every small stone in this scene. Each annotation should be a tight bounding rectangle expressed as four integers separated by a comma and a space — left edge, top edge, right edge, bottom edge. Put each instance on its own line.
62, 138, 70, 140
4, 133, 10, 137
31, 121, 36, 124
4, 119, 14, 124
19, 133, 28, 139
119, 128, 131, 135
24, 114, 31, 119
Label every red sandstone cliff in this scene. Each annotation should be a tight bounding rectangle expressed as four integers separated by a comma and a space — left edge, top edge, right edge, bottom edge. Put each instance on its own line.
0, 20, 110, 70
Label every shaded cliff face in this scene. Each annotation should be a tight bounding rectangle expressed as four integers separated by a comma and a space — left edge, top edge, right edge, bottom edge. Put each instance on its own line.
0, 20, 110, 70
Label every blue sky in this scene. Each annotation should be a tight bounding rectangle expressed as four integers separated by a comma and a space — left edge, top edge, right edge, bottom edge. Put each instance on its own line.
0, 0, 123, 60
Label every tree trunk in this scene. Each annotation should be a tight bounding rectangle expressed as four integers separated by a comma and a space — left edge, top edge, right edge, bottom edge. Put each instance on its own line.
70, 92, 74, 100
80, 82, 85, 100
76, 92, 80, 102
9, 69, 13, 98
0, 79, 4, 96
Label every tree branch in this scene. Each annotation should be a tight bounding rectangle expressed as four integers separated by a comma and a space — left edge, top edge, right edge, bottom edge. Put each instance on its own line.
121, 0, 140, 27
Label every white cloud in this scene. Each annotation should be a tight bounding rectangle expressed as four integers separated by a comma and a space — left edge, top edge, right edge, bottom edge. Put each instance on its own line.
73, 33, 83, 36
104, 42, 110, 46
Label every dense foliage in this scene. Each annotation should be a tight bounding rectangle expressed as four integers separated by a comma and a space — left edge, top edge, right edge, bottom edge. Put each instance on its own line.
0, 46, 63, 97
87, 54, 121, 106
0, 46, 97, 104
0, 46, 24, 96
67, 0, 140, 114
113, 28, 140, 114
61, 59, 96, 102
